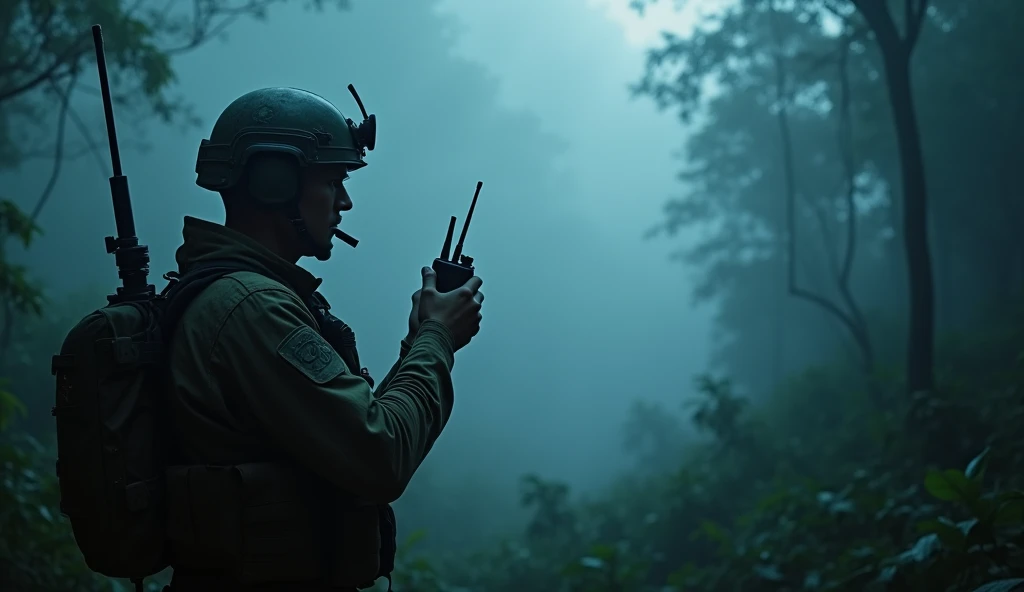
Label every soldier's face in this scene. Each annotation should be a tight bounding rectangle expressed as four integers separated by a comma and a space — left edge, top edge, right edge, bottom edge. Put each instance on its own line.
298, 164, 353, 257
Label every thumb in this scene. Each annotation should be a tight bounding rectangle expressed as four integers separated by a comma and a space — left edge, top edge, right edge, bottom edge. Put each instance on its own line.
421, 266, 437, 290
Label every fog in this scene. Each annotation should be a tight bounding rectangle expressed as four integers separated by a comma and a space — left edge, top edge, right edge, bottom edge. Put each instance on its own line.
7, 1, 1023, 588
8, 0, 714, 534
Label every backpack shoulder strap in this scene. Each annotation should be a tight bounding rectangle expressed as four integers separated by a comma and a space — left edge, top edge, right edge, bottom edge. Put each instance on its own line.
159, 260, 257, 340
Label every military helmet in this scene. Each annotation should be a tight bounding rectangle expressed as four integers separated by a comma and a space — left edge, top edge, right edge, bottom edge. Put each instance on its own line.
195, 86, 375, 204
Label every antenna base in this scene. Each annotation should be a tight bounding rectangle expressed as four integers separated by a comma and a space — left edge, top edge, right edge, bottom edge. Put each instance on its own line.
105, 238, 156, 303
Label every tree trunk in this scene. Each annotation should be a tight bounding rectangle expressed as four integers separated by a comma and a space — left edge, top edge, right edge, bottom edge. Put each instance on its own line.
879, 51, 935, 394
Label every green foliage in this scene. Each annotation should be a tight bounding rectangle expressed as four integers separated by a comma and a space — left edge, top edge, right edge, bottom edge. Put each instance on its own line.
0, 0, 352, 236
560, 542, 651, 592
369, 530, 450, 592
1, 2, 1022, 592
0, 199, 44, 316
0, 433, 105, 590
521, 474, 577, 542
0, 194, 92, 588
1, 284, 108, 434
0, 379, 27, 430
671, 449, 1024, 591
6, 307, 1020, 592
372, 316, 1024, 592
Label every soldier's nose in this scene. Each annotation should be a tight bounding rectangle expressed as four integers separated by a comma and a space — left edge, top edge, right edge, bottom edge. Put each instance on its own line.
337, 186, 353, 211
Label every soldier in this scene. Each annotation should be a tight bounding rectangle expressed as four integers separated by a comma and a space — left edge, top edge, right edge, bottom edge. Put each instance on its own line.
161, 87, 484, 591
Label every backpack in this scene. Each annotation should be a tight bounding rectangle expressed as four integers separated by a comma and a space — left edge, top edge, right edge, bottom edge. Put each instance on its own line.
50, 261, 249, 589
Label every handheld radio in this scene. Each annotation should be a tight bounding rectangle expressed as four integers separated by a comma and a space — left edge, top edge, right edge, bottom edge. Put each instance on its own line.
431, 181, 483, 293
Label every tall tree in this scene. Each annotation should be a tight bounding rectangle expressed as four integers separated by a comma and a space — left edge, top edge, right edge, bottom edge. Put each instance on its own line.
842, 0, 935, 394
629, 0, 993, 396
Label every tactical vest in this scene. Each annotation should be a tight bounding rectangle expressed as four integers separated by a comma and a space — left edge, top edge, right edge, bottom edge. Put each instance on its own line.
53, 260, 396, 592
162, 264, 397, 591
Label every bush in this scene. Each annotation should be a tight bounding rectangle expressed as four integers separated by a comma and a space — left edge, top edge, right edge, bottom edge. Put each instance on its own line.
3, 305, 1024, 592
408, 319, 1024, 592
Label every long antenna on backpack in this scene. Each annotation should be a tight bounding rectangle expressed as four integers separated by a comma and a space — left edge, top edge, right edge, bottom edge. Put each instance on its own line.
92, 24, 155, 304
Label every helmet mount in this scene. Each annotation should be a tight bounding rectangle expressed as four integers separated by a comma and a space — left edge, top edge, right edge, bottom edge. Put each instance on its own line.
346, 84, 376, 152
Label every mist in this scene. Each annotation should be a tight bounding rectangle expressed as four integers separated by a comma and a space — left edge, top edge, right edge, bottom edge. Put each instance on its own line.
7, 0, 1021, 589
7, 0, 711, 542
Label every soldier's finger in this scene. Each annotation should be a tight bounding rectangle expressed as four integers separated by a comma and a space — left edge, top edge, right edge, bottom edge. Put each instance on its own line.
421, 267, 436, 290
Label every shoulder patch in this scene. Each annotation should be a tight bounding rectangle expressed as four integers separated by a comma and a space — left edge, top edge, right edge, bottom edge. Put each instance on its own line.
277, 325, 347, 384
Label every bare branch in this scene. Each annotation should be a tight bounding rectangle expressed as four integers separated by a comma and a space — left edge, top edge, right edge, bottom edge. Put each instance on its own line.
905, 0, 930, 49
768, 0, 873, 375
0, 73, 76, 357
0, 0, 303, 109
835, 36, 857, 291
19, 144, 96, 161
0, 43, 86, 103
806, 191, 841, 280
30, 76, 77, 221
63, 104, 111, 180
849, 0, 903, 54
834, 28, 871, 363
0, 4, 90, 103
162, 0, 280, 55
0, 303, 11, 363
23, 90, 111, 225
795, 21, 870, 77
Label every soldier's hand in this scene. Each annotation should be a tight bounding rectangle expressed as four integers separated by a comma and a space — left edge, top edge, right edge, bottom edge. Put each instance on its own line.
417, 267, 484, 352
407, 288, 422, 341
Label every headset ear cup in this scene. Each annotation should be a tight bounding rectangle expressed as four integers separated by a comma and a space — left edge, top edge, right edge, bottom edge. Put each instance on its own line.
246, 153, 301, 206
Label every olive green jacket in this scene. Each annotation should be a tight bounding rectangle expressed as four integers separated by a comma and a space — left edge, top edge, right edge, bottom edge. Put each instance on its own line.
167, 216, 456, 502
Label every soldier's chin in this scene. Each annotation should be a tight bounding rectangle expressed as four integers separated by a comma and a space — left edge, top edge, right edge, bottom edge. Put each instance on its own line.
308, 236, 333, 261
314, 243, 333, 261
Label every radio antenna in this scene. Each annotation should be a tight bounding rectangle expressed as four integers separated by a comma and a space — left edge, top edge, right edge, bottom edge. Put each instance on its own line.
451, 181, 482, 263
440, 216, 457, 261
93, 24, 154, 303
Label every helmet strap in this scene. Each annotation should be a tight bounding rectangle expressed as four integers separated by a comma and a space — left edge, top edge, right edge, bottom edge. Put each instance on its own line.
246, 158, 332, 262
286, 202, 331, 262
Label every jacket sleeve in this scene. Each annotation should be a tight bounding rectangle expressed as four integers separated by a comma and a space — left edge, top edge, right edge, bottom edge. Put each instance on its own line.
211, 286, 456, 503
372, 338, 414, 398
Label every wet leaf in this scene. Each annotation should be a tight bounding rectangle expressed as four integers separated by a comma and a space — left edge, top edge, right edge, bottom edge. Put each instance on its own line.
895, 533, 942, 564
917, 517, 966, 551
971, 579, 1024, 592
924, 469, 980, 502
994, 492, 1024, 526
697, 520, 729, 544
753, 563, 784, 582
966, 447, 992, 481
590, 543, 616, 561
